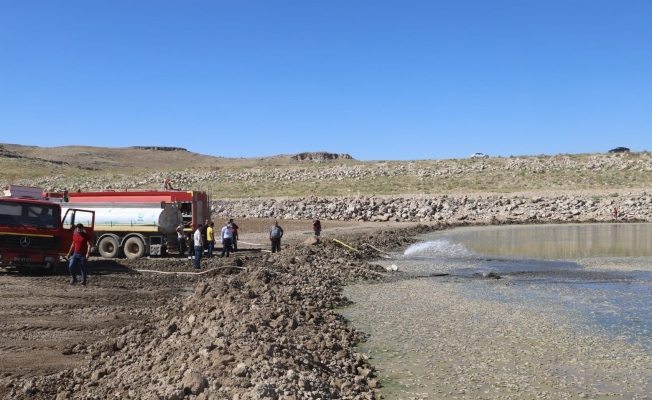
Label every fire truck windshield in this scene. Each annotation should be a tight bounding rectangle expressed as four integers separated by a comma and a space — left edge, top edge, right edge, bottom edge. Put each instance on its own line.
0, 200, 60, 229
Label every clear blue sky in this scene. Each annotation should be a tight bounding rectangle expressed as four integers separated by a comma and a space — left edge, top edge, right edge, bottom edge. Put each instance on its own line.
1, 1, 650, 161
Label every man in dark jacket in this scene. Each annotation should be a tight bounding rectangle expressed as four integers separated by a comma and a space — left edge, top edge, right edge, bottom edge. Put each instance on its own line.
269, 220, 284, 253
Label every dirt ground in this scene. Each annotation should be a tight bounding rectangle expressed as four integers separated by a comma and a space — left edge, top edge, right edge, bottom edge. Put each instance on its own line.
225, 217, 421, 248
0, 218, 419, 386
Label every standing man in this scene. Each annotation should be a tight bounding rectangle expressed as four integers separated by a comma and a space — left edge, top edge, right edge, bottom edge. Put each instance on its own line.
312, 219, 321, 237
229, 218, 239, 252
67, 223, 91, 286
221, 221, 233, 258
269, 220, 284, 253
613, 207, 619, 220
207, 222, 215, 257
201, 219, 210, 252
176, 221, 186, 257
193, 223, 203, 269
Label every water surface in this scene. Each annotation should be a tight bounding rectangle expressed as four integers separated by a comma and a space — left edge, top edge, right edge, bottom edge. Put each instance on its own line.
343, 223, 652, 398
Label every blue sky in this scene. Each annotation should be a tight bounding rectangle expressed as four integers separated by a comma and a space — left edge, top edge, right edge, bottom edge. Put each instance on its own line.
1, 1, 650, 161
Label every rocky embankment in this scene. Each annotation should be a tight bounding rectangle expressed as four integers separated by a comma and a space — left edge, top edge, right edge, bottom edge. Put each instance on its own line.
213, 191, 652, 223
2, 226, 431, 400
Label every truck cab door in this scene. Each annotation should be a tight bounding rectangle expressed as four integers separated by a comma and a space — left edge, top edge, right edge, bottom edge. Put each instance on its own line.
60, 209, 96, 254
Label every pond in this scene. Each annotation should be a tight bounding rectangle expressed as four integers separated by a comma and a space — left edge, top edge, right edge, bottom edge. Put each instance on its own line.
342, 223, 652, 399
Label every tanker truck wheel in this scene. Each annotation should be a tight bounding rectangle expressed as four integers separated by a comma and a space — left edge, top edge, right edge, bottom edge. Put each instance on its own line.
124, 237, 146, 259
98, 236, 122, 258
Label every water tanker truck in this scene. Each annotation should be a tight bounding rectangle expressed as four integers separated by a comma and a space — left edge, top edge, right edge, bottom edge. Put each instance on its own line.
42, 188, 211, 259
56, 201, 181, 259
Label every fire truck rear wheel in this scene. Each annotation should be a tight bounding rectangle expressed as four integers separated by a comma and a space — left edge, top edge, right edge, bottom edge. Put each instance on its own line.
124, 237, 146, 259
98, 236, 122, 258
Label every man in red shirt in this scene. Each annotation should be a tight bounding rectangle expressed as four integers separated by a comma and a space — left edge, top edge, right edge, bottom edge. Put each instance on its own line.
67, 223, 92, 286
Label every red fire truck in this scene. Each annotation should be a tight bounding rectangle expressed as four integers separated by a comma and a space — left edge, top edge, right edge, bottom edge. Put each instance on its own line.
0, 186, 95, 271
43, 189, 210, 258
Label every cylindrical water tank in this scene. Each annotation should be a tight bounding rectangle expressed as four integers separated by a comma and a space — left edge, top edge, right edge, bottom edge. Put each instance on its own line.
60, 202, 181, 233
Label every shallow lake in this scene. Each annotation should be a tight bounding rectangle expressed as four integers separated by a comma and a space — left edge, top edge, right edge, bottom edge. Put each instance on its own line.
342, 223, 652, 399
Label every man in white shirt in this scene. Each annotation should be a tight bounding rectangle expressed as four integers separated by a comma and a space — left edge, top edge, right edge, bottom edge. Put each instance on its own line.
221, 221, 233, 258
193, 223, 203, 269
176, 222, 186, 257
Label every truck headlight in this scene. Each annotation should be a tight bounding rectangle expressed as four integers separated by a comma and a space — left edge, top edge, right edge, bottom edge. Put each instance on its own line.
44, 255, 56, 262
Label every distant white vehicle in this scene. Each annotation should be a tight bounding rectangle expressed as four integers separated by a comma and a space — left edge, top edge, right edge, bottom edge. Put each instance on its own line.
471, 153, 489, 159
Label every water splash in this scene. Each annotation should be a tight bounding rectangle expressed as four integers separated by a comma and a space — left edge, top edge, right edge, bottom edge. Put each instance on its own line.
403, 239, 474, 258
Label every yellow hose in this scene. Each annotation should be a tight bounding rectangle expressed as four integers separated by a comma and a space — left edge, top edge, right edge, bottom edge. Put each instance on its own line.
332, 238, 360, 252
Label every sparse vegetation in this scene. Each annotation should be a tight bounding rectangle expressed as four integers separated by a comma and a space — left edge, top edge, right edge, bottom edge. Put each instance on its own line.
3, 145, 652, 198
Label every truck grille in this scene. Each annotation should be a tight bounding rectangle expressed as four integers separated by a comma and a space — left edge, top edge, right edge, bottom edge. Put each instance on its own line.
0, 235, 61, 251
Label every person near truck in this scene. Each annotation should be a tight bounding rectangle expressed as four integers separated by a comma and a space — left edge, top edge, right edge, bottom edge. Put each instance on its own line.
207, 222, 215, 257
193, 223, 203, 269
176, 222, 186, 257
67, 223, 91, 286
221, 221, 233, 258
39, 208, 58, 228
201, 219, 209, 251
229, 218, 239, 252
269, 220, 284, 253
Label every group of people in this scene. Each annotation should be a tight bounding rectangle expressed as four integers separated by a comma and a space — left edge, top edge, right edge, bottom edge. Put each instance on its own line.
176, 219, 240, 269
174, 217, 321, 268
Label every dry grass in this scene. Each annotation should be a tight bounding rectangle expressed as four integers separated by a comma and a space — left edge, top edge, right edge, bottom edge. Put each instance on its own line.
2, 144, 652, 197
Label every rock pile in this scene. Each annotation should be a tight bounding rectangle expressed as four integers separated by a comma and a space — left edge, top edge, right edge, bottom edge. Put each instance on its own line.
213, 191, 652, 223
2, 228, 433, 400
290, 153, 354, 163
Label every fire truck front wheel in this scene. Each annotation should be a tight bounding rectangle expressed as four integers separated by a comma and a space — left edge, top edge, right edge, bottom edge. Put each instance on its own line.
98, 236, 122, 258
124, 237, 146, 259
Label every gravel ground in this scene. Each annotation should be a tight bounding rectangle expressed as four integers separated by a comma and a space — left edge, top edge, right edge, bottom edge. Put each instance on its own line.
0, 221, 432, 399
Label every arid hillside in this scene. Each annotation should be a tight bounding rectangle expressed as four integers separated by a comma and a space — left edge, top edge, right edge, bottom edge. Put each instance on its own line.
2, 143, 651, 197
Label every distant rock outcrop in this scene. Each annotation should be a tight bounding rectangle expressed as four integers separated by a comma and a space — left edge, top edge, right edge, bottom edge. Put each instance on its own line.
130, 146, 188, 152
0, 145, 18, 158
290, 152, 353, 163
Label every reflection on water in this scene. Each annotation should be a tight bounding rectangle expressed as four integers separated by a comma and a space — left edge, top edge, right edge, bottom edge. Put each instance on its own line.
346, 223, 652, 398
398, 223, 652, 340
419, 223, 652, 259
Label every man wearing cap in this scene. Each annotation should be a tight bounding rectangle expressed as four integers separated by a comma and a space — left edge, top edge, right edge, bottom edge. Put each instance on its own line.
193, 223, 203, 269
67, 223, 92, 285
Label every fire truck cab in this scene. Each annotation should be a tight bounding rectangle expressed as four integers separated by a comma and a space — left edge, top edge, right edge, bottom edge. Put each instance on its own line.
0, 186, 95, 271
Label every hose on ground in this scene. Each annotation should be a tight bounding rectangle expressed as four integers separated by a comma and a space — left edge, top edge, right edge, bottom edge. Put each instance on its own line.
135, 266, 246, 275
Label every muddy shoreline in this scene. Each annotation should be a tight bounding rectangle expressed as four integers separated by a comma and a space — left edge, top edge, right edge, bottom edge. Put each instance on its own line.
2, 219, 649, 399
0, 223, 436, 399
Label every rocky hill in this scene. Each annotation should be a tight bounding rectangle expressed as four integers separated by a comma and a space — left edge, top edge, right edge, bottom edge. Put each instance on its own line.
0, 144, 355, 177
6, 150, 651, 198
